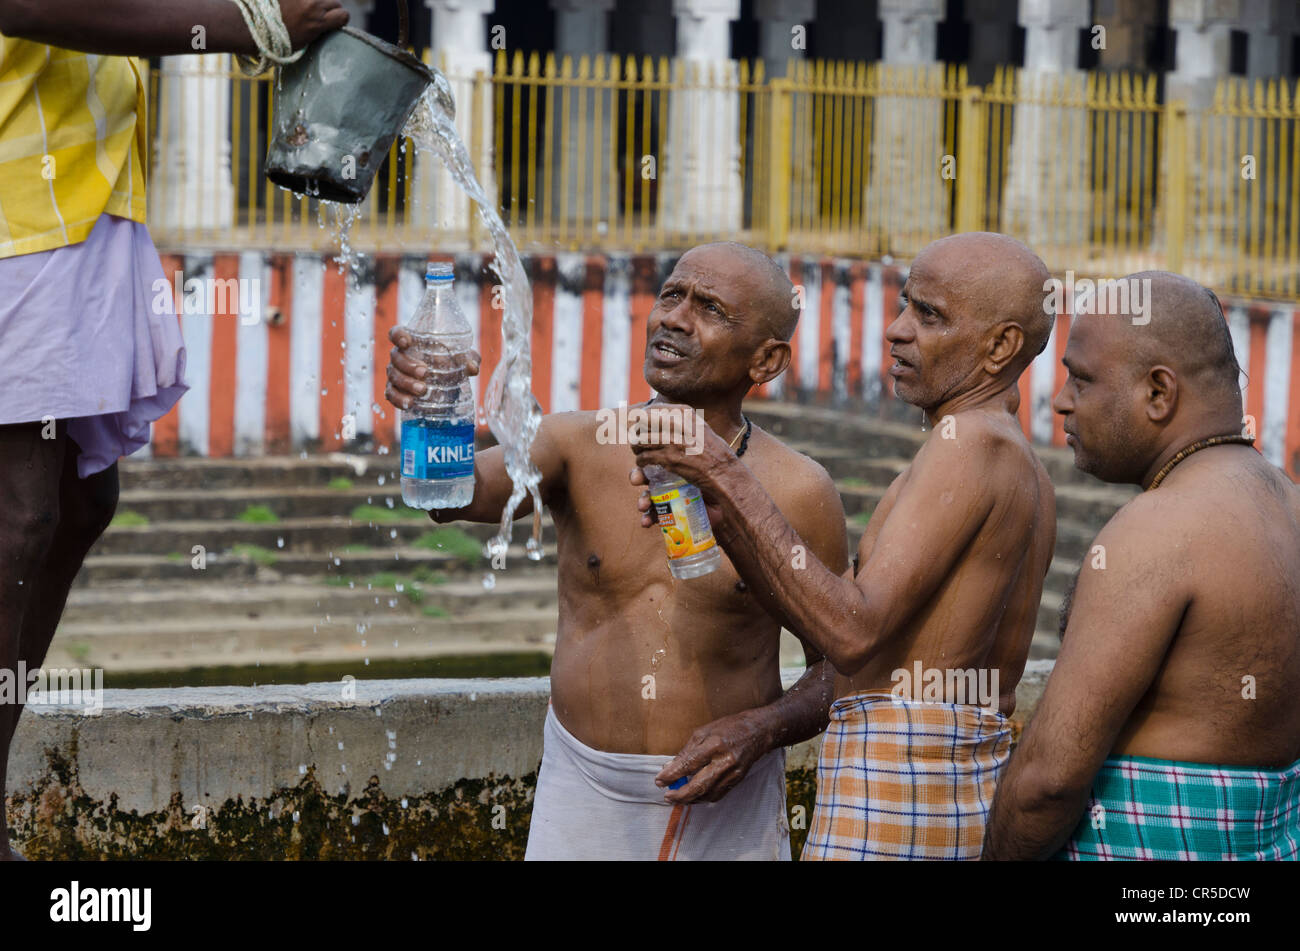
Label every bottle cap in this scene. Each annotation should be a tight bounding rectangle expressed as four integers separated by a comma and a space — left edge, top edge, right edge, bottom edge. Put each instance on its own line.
668, 775, 690, 790
426, 262, 454, 283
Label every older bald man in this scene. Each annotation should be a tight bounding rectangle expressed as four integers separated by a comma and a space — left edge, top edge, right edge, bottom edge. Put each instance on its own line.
631, 232, 1058, 859
983, 272, 1300, 861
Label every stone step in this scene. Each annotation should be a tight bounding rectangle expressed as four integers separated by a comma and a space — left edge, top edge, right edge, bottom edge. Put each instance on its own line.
1036, 588, 1064, 641
48, 608, 561, 673
113, 485, 406, 524
61, 575, 559, 625
74, 543, 556, 587
88, 515, 557, 558
118, 453, 400, 491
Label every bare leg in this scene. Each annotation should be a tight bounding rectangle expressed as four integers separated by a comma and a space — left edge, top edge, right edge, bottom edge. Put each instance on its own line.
12, 449, 119, 703
0, 422, 64, 861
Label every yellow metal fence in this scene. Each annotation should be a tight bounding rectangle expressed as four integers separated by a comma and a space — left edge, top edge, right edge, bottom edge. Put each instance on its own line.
146, 53, 1300, 301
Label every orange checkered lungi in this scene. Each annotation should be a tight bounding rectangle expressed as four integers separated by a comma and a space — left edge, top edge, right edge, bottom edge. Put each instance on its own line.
802, 691, 1013, 860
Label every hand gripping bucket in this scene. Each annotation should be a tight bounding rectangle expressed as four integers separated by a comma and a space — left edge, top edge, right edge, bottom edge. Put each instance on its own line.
265, 9, 454, 204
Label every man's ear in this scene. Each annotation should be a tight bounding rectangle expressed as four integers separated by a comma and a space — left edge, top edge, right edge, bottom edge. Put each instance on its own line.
984, 321, 1026, 376
750, 339, 792, 386
1146, 366, 1178, 423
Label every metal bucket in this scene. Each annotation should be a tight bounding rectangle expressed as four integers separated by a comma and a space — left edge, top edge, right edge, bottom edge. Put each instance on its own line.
265, 20, 453, 204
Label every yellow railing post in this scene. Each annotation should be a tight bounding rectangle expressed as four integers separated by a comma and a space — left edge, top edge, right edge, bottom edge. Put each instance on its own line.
767, 77, 792, 251
955, 84, 985, 233
470, 68, 487, 251
1164, 100, 1188, 275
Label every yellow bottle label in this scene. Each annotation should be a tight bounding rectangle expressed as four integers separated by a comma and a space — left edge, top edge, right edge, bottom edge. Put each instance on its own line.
650, 482, 717, 560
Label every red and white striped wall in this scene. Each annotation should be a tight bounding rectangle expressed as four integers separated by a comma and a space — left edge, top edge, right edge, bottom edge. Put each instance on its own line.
146, 251, 1300, 481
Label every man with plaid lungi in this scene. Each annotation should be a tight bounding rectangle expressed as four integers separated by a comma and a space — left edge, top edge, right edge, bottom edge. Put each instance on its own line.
983, 272, 1300, 861
631, 232, 1059, 859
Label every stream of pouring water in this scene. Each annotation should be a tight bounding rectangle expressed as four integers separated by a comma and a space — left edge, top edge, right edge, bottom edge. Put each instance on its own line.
402, 88, 545, 568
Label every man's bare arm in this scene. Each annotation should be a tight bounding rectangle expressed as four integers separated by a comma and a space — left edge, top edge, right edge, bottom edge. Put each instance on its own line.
741, 466, 849, 746
657, 467, 849, 804
0, 0, 346, 57
981, 497, 1187, 860
632, 411, 1001, 676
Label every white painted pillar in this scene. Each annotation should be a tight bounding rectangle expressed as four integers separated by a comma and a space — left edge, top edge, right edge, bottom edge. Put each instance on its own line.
1167, 0, 1242, 261
880, 0, 941, 63
550, 0, 617, 228
659, 0, 742, 236
418, 0, 496, 242
1001, 0, 1090, 253
1169, 0, 1238, 104
866, 0, 947, 251
152, 55, 234, 236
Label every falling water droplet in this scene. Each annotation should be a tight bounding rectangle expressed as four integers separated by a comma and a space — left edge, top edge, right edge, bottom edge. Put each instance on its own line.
481, 573, 496, 591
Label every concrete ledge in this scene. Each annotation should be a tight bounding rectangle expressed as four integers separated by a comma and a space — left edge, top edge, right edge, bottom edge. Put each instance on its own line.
6, 662, 1053, 860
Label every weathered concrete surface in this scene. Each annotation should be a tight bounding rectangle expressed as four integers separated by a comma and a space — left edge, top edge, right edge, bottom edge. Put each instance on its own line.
6, 662, 1053, 860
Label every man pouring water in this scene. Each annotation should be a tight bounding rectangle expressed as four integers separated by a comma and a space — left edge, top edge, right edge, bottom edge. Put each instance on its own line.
0, 0, 349, 862
386, 243, 850, 860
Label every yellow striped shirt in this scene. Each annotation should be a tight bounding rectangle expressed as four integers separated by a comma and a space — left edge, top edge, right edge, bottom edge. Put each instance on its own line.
0, 35, 148, 259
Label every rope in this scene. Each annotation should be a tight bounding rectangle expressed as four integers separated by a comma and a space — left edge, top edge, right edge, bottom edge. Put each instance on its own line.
228, 0, 307, 76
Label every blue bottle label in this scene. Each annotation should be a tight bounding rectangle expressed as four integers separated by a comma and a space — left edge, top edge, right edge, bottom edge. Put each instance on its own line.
401, 419, 475, 480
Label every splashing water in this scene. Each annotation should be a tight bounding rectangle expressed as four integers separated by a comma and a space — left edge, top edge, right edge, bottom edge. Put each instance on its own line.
403, 88, 544, 569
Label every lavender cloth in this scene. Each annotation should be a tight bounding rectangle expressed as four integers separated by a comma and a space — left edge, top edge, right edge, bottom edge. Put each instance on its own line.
0, 213, 188, 477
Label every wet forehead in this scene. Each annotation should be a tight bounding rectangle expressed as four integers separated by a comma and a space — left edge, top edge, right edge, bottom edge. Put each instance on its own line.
666, 248, 755, 310
902, 246, 960, 311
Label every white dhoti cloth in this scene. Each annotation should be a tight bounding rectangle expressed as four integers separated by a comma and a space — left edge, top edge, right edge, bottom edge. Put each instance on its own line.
525, 705, 792, 860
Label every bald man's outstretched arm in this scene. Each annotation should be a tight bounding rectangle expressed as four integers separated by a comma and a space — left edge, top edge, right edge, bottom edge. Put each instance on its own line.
632, 412, 1009, 676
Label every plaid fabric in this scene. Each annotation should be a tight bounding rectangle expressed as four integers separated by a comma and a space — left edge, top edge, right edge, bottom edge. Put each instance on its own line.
0, 35, 148, 258
802, 691, 1012, 860
1057, 755, 1300, 861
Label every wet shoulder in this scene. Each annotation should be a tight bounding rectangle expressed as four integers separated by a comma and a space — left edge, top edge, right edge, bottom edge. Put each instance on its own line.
541, 409, 609, 449
746, 425, 837, 497
916, 409, 1038, 476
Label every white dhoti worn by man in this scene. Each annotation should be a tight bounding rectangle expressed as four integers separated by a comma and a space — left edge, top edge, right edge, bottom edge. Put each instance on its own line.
524, 705, 791, 860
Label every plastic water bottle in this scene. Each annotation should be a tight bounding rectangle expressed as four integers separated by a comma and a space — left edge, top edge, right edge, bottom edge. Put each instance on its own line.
644, 465, 721, 578
400, 262, 476, 509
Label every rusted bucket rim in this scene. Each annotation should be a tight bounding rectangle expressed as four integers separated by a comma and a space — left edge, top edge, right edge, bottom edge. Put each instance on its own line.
336, 25, 436, 85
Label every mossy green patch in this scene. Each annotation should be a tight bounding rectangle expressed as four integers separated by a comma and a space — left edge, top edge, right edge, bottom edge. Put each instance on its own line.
109, 510, 149, 528
327, 476, 355, 491
412, 527, 482, 565
232, 543, 279, 567
237, 504, 279, 524
351, 504, 428, 524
